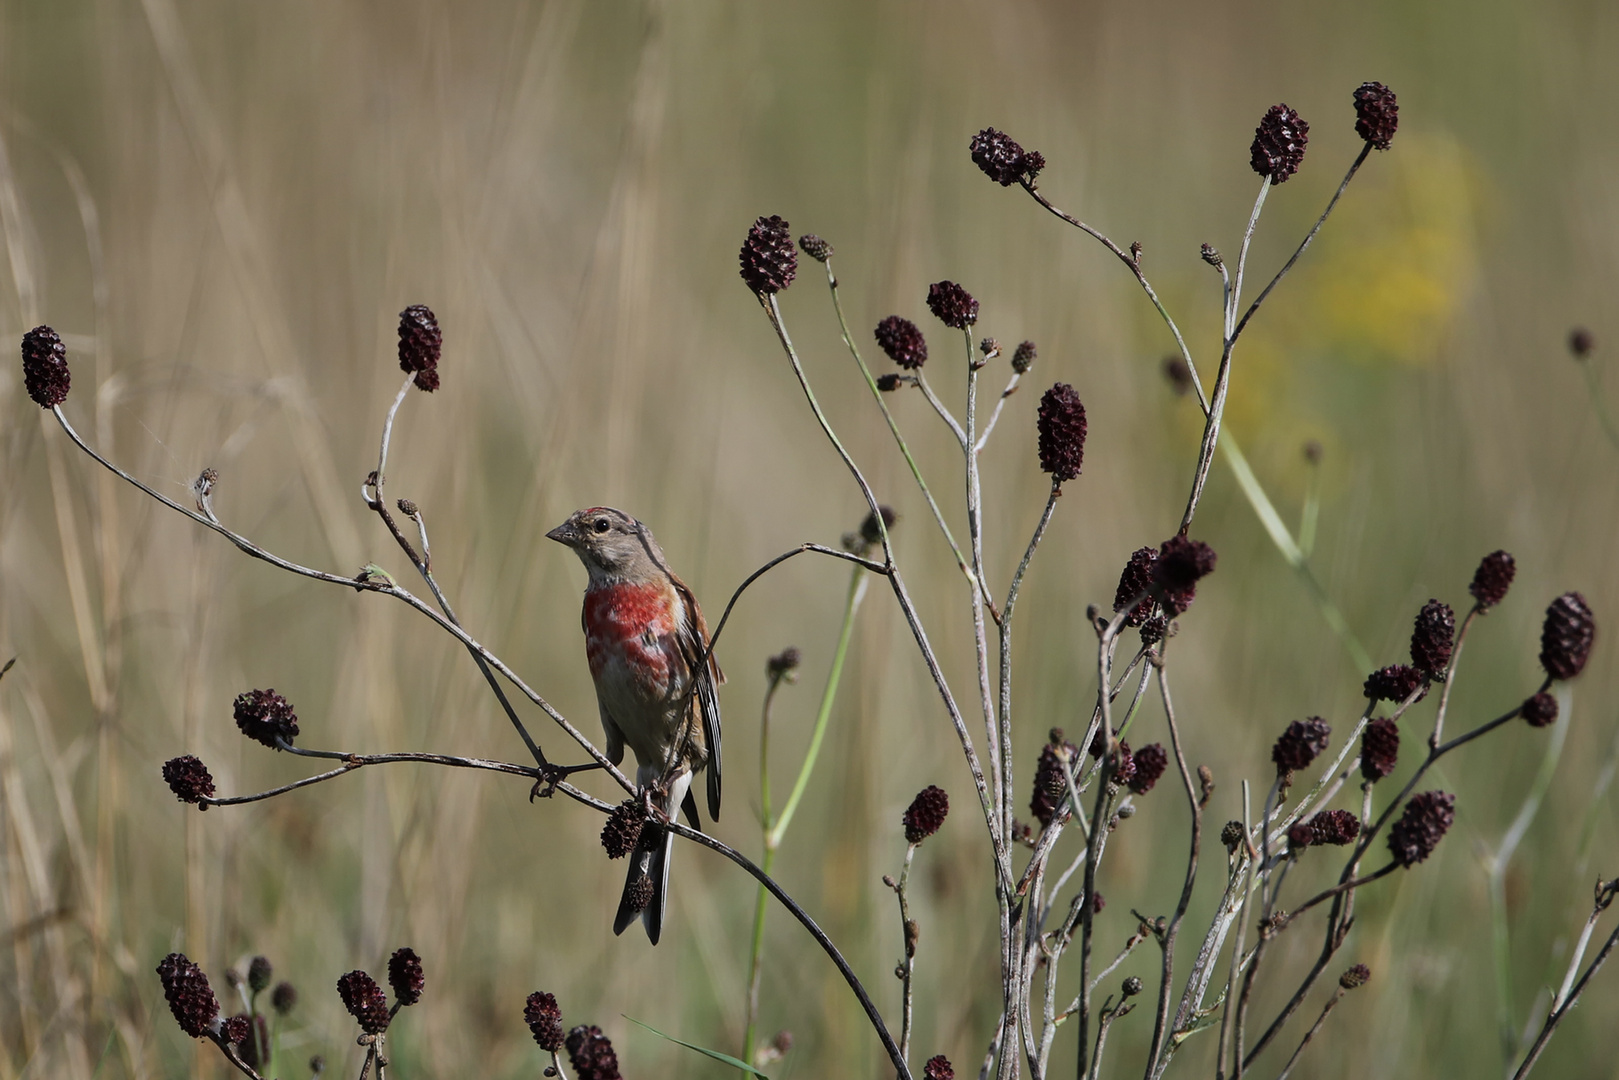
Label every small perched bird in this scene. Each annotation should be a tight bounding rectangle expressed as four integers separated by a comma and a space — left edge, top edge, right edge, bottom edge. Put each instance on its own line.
547, 507, 722, 944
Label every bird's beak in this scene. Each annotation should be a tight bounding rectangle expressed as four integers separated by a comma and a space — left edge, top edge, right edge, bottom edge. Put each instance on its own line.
545, 522, 574, 546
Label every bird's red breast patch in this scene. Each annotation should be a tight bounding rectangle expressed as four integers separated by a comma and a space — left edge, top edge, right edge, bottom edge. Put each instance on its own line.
584, 581, 679, 686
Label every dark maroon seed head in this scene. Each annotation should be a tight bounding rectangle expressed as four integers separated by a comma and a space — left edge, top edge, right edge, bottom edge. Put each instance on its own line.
1409, 600, 1455, 675
1360, 718, 1400, 782
1362, 664, 1426, 705
1129, 743, 1168, 795
924, 1054, 956, 1080
903, 785, 950, 843
1250, 104, 1309, 182
21, 325, 71, 408
1521, 691, 1559, 728
1352, 82, 1398, 150
600, 799, 644, 859
797, 234, 833, 263
1469, 550, 1516, 610
1569, 328, 1595, 359
1036, 383, 1087, 483
397, 305, 441, 392
1272, 718, 1331, 776
969, 128, 1041, 187
388, 947, 424, 1007
566, 1024, 624, 1080
874, 315, 928, 370
1309, 809, 1361, 845
233, 688, 299, 749
162, 755, 216, 805
1113, 547, 1158, 627
926, 281, 979, 330
739, 215, 797, 297
1388, 791, 1455, 867
1540, 592, 1595, 681
525, 991, 565, 1052
156, 953, 221, 1038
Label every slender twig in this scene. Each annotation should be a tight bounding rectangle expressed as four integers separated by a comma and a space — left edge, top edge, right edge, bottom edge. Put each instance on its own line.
665, 817, 910, 1080
915, 372, 970, 449
820, 259, 983, 601
1273, 984, 1348, 1080
1215, 779, 1259, 1080
1279, 864, 1396, 928
1086, 999, 1134, 1080
1229, 145, 1373, 346
889, 844, 920, 1064
1512, 917, 1619, 1079
1017, 184, 1207, 414
976, 370, 1023, 451
743, 663, 794, 1072
1552, 881, 1619, 1012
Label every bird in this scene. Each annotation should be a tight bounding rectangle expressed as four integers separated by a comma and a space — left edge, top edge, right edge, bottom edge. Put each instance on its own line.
546, 506, 722, 944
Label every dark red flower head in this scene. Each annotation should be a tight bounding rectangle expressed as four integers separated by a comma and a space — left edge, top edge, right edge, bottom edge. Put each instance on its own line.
233, 689, 299, 749
1362, 664, 1425, 704
1272, 718, 1331, 776
1340, 963, 1372, 989
1540, 592, 1595, 680
924, 1054, 956, 1080
903, 785, 950, 843
337, 970, 390, 1034
1360, 718, 1400, 782
874, 315, 928, 369
1153, 536, 1217, 616
1011, 340, 1037, 374
1113, 547, 1159, 627
388, 947, 424, 1007
157, 953, 221, 1038
1031, 730, 1078, 827
1521, 692, 1558, 728
1388, 791, 1455, 867
1130, 743, 1168, 795
1409, 600, 1455, 675
1469, 550, 1516, 610
1037, 383, 1087, 483
272, 982, 298, 1015
21, 325, 71, 408
926, 281, 979, 329
525, 991, 565, 1052
397, 305, 441, 392
600, 799, 644, 859
566, 1024, 623, 1080
1250, 104, 1309, 183
970, 128, 1043, 186
1352, 82, 1398, 150
797, 234, 833, 263
1309, 809, 1361, 845
1569, 328, 1595, 358
247, 956, 273, 993
163, 755, 216, 805
739, 215, 797, 296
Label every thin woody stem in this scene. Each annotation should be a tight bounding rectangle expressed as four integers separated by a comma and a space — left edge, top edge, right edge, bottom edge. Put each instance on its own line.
1273, 987, 1347, 1080
51, 405, 634, 793
976, 369, 1024, 451
1230, 145, 1373, 346
821, 260, 986, 603
1018, 183, 1208, 414
892, 843, 920, 1064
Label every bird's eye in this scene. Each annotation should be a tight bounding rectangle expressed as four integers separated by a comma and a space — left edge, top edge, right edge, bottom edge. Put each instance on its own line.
593, 518, 611, 534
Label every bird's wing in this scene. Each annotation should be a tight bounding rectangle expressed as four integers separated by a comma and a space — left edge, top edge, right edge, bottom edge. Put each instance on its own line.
671, 575, 722, 821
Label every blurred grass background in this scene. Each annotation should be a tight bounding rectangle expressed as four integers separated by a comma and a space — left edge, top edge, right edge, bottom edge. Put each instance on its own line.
1, 0, 1616, 1076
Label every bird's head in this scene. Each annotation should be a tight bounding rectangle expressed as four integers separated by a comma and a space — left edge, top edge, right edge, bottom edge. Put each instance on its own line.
546, 507, 668, 585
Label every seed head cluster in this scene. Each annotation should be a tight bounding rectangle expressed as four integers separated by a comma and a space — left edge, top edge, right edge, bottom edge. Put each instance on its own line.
1362, 664, 1425, 704
1272, 718, 1331, 776
874, 315, 928, 369
336, 970, 390, 1035
233, 689, 299, 749
1129, 743, 1169, 795
163, 755, 216, 805
388, 947, 424, 1007
600, 799, 644, 860
566, 1024, 623, 1080
1308, 809, 1361, 846
1360, 718, 1400, 782
21, 325, 71, 408
1031, 730, 1079, 827
156, 953, 221, 1038
797, 234, 833, 263
1154, 536, 1217, 616
1521, 691, 1559, 728
926, 281, 979, 329
1113, 547, 1159, 627
1352, 82, 1399, 150
1036, 383, 1087, 483
397, 304, 441, 392
1469, 550, 1516, 610
1540, 592, 1595, 681
1409, 601, 1455, 675
1011, 340, 1037, 374
1388, 791, 1455, 867
969, 128, 1044, 186
524, 991, 565, 1052
247, 955, 273, 994
903, 785, 950, 843
739, 215, 797, 297
924, 1054, 956, 1080
1340, 963, 1372, 989
1250, 104, 1309, 183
